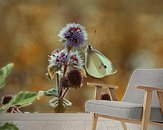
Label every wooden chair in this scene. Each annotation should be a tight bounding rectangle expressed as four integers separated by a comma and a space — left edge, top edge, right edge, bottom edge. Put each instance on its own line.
85, 69, 163, 130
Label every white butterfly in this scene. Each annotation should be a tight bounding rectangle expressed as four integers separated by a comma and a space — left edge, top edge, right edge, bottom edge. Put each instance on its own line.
85, 45, 117, 78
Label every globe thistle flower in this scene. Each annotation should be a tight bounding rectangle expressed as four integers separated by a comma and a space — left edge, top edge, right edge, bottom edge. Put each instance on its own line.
68, 51, 84, 68
101, 93, 111, 100
60, 77, 69, 89
67, 69, 83, 88
58, 23, 88, 48
48, 49, 67, 72
1, 95, 13, 105
48, 49, 84, 76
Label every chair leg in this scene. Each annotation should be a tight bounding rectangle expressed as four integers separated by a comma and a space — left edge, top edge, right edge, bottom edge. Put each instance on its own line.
92, 113, 98, 130
141, 90, 152, 130
121, 121, 127, 130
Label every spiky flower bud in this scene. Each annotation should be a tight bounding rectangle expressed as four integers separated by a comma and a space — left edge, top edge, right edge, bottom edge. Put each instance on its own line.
60, 77, 69, 89
101, 93, 111, 100
1, 95, 13, 105
67, 69, 83, 88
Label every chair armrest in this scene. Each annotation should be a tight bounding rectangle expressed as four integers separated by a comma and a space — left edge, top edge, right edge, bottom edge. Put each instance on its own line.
87, 82, 118, 89
137, 86, 163, 92
137, 86, 163, 123
87, 82, 118, 101
137, 86, 163, 118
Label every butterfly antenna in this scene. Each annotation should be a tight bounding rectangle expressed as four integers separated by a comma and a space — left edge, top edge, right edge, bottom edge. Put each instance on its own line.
87, 30, 96, 50
90, 30, 96, 44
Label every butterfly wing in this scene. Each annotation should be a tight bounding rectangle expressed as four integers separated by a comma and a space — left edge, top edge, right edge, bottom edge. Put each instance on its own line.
93, 49, 117, 75
85, 50, 106, 78
85, 45, 117, 78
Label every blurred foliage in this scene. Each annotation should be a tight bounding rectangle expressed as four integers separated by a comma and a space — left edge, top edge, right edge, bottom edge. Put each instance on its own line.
0, 63, 14, 89
0, 123, 19, 130
0, 91, 38, 113
0, 63, 39, 113
11, 91, 38, 106
0, 0, 163, 112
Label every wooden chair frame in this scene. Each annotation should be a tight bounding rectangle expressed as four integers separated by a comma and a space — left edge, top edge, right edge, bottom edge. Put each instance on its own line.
87, 82, 163, 130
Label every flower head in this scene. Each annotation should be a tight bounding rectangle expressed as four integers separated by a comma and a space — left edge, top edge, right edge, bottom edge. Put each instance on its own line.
48, 49, 67, 72
60, 77, 69, 89
67, 69, 83, 88
68, 51, 84, 68
1, 95, 13, 105
58, 23, 88, 48
48, 49, 84, 75
101, 93, 111, 100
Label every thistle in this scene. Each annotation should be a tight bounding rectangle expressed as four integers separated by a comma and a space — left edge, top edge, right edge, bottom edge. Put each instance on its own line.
58, 23, 88, 48
67, 69, 83, 88
45, 23, 87, 112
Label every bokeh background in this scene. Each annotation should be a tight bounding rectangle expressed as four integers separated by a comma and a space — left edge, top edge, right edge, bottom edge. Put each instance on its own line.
0, 0, 163, 112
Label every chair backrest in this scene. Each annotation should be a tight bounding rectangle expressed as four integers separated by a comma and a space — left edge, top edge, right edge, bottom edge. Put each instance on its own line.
122, 69, 163, 107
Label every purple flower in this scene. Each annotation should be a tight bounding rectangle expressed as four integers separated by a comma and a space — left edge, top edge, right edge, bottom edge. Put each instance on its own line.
58, 23, 88, 48
48, 49, 67, 71
68, 51, 84, 68
48, 49, 84, 74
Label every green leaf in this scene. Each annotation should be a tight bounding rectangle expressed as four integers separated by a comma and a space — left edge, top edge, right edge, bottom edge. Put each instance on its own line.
49, 97, 72, 108
0, 101, 13, 113
12, 91, 38, 106
0, 123, 19, 130
62, 98, 72, 107
43, 88, 58, 96
0, 63, 14, 89
0, 91, 38, 113
49, 97, 59, 107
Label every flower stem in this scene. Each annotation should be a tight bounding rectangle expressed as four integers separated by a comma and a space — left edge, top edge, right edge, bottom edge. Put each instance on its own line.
60, 49, 70, 97
56, 73, 60, 96
63, 62, 67, 77
61, 88, 69, 99
63, 48, 70, 77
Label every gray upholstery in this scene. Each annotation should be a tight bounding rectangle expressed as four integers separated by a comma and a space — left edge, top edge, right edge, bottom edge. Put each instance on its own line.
85, 100, 163, 122
85, 69, 163, 123
123, 69, 163, 106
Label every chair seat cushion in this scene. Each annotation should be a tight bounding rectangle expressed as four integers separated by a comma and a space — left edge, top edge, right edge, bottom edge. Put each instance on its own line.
85, 100, 163, 123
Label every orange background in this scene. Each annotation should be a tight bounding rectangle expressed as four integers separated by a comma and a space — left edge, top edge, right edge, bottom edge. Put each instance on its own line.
0, 0, 163, 112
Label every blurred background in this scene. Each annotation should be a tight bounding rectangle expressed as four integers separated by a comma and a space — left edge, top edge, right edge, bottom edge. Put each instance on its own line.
0, 0, 163, 112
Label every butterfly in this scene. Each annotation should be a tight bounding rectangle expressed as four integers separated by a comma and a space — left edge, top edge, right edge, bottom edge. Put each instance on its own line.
85, 45, 117, 78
